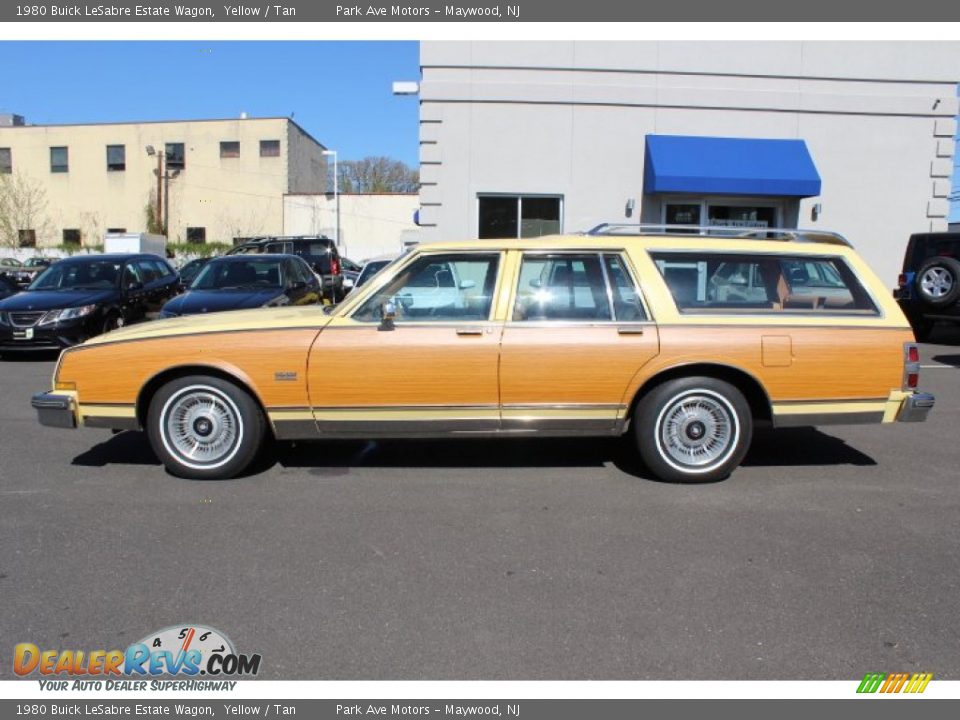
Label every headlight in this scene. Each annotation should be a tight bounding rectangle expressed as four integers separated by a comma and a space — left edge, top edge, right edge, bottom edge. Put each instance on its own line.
0, 312, 8, 326
39, 305, 97, 325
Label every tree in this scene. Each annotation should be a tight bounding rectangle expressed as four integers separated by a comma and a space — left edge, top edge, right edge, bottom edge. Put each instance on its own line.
338, 156, 419, 193
0, 172, 54, 248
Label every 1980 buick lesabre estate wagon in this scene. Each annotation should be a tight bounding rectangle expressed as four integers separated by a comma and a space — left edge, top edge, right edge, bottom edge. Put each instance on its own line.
32, 226, 934, 482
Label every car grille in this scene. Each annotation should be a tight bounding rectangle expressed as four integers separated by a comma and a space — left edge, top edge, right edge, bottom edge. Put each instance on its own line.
9, 311, 46, 328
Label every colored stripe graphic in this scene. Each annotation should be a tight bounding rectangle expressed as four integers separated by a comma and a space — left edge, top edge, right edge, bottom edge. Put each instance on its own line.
857, 672, 932, 694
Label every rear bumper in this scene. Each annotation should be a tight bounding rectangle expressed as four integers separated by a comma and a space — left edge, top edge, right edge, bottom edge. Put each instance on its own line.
896, 392, 935, 423
31, 392, 77, 429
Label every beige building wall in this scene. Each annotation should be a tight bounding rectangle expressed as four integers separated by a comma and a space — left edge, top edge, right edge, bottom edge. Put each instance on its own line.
0, 116, 327, 247
284, 193, 420, 261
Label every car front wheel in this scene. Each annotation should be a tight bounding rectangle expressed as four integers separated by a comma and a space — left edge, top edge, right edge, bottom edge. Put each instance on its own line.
147, 375, 266, 479
634, 377, 752, 483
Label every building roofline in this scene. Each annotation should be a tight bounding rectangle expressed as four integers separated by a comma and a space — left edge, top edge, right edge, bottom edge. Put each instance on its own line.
0, 115, 327, 149
284, 192, 419, 197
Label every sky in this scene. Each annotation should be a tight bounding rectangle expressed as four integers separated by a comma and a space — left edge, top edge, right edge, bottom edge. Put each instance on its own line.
0, 41, 421, 167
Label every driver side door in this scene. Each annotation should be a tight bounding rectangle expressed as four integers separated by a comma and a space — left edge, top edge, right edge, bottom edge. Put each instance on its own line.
306, 251, 504, 436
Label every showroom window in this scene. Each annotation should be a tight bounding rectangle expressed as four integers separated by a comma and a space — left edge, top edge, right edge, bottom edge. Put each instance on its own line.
106, 144, 126, 171
0, 147, 11, 174
50, 146, 69, 173
165, 143, 185, 170
478, 195, 562, 239
220, 141, 240, 158
186, 227, 207, 243
106, 227, 127, 233
260, 140, 281, 158
62, 229, 81, 246
19, 229, 37, 248
662, 200, 781, 234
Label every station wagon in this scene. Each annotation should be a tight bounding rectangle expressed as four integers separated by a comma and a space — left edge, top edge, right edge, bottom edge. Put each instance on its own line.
32, 226, 934, 482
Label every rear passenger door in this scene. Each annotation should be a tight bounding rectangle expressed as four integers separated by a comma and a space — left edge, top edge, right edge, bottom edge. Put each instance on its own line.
499, 252, 660, 432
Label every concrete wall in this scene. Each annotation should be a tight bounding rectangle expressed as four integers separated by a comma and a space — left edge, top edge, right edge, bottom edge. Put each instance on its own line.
419, 41, 960, 285
0, 117, 326, 247
283, 193, 419, 261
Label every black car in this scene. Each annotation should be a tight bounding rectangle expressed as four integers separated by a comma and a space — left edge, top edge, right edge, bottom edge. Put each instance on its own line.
159, 254, 321, 318
894, 232, 960, 341
227, 236, 344, 302
0, 253, 179, 353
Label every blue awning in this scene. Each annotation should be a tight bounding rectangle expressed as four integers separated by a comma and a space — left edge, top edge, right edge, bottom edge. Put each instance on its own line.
643, 135, 821, 198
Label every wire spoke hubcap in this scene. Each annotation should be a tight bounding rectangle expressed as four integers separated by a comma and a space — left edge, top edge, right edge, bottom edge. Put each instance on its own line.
921, 268, 953, 298
658, 393, 736, 469
161, 387, 243, 469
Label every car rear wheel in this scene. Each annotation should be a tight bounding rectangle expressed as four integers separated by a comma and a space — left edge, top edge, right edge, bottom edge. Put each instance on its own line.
102, 312, 124, 335
147, 375, 265, 480
915, 257, 960, 307
634, 377, 752, 483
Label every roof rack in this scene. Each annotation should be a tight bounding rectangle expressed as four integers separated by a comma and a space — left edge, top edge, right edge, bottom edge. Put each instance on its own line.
585, 223, 853, 247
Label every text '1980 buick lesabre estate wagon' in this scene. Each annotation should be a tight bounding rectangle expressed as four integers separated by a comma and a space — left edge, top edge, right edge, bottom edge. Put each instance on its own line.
32, 225, 934, 482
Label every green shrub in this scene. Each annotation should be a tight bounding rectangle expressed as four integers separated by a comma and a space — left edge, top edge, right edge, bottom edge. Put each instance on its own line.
171, 241, 232, 258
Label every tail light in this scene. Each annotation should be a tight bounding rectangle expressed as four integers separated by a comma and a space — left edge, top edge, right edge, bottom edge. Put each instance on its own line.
897, 273, 907, 288
331, 257, 340, 275
903, 343, 920, 390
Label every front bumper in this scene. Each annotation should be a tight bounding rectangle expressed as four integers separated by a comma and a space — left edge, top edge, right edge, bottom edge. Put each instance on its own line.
31, 392, 77, 429
896, 392, 935, 423
0, 318, 94, 351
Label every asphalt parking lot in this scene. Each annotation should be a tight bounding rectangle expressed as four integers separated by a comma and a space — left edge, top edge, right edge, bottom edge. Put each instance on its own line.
1, 329, 959, 681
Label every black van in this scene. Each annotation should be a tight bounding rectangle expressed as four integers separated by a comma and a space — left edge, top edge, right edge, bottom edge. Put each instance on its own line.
893, 232, 960, 340
228, 236, 344, 302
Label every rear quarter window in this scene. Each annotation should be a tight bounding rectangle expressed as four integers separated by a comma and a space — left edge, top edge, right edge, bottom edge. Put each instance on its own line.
649, 252, 879, 315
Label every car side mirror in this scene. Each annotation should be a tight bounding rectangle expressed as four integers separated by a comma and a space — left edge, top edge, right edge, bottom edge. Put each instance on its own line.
529, 279, 542, 289
459, 280, 476, 290
378, 300, 397, 332
289, 281, 306, 292
126, 281, 143, 292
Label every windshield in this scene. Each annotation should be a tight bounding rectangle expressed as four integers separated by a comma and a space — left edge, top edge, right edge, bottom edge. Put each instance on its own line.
192, 258, 284, 290
29, 260, 122, 290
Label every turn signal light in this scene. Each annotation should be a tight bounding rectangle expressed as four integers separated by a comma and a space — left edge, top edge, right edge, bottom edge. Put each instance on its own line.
55, 381, 76, 391
908, 346, 920, 363
908, 373, 919, 389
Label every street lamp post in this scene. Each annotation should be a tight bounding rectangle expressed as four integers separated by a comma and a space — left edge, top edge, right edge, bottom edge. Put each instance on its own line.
146, 145, 178, 239
322, 149, 341, 256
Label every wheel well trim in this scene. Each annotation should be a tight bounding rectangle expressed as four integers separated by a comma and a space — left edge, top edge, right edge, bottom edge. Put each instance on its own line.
624, 361, 773, 423
135, 362, 270, 431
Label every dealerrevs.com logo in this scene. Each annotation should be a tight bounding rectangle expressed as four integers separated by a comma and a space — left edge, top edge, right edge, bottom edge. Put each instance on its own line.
856, 672, 933, 694
14, 624, 261, 688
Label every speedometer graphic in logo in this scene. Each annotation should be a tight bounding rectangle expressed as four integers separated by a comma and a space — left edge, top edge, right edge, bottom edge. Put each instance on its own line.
134, 624, 235, 674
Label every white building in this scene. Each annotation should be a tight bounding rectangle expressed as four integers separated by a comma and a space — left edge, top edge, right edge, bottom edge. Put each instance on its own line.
417, 41, 960, 284
283, 192, 420, 260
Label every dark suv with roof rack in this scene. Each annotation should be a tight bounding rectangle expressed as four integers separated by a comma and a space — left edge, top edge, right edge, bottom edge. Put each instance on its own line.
228, 235, 344, 302
893, 232, 960, 341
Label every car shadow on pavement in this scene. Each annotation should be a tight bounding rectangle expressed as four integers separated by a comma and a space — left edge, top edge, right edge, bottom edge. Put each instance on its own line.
0, 350, 60, 362
931, 353, 960, 368
926, 323, 960, 346
70, 426, 876, 480
71, 430, 162, 468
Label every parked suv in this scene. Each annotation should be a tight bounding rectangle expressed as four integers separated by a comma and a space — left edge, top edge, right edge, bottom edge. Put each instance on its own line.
0, 253, 179, 352
33, 226, 933, 482
227, 236, 344, 302
893, 232, 960, 341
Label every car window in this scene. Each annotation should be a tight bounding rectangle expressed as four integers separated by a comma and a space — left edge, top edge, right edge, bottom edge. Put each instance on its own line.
353, 253, 500, 323
650, 252, 879, 314
122, 263, 142, 288
513, 254, 612, 321
604, 254, 647, 321
143, 261, 165, 284
31, 260, 122, 290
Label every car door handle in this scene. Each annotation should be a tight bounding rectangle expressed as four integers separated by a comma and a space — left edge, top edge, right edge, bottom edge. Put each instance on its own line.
456, 327, 484, 336
617, 326, 645, 335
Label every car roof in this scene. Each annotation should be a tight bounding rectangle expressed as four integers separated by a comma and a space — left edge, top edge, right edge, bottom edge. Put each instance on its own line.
56, 253, 167, 263
414, 233, 860, 256
209, 253, 297, 262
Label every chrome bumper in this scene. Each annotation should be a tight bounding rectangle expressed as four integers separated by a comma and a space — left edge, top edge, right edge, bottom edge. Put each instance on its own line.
897, 392, 935, 423
31, 392, 77, 429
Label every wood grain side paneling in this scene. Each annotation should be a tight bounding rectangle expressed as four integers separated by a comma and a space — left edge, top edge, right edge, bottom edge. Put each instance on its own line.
57, 329, 319, 408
